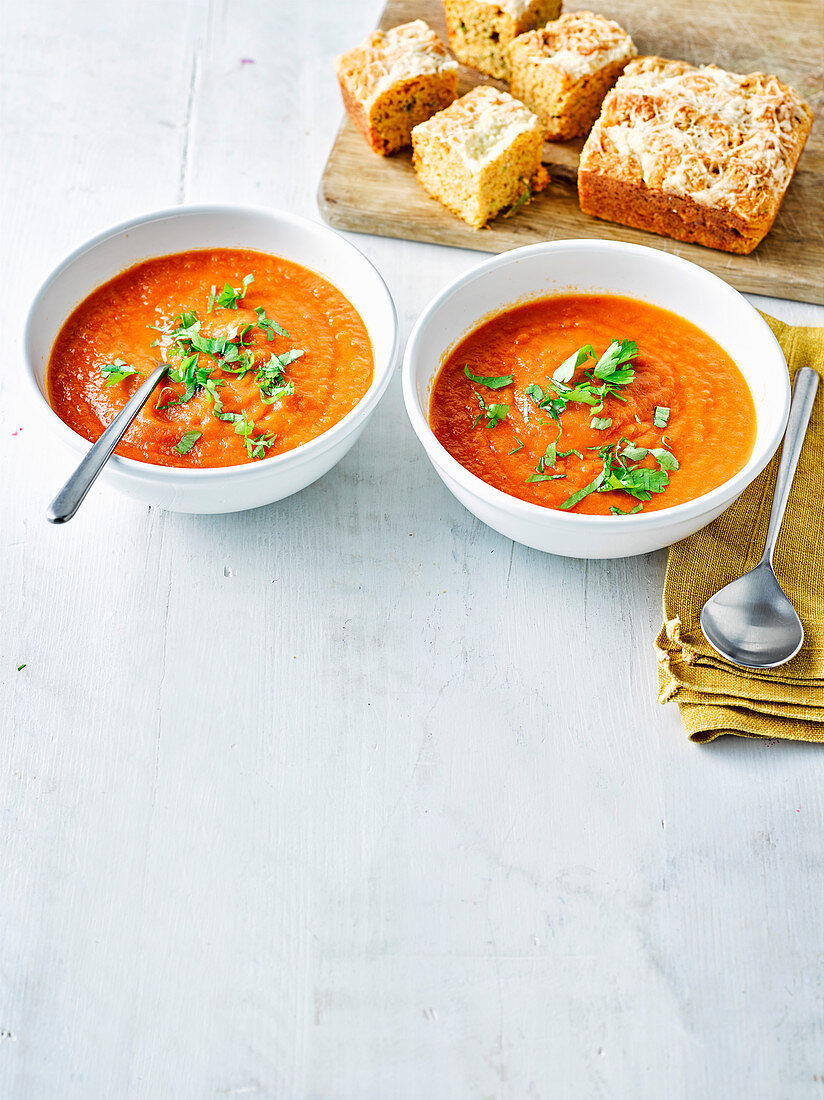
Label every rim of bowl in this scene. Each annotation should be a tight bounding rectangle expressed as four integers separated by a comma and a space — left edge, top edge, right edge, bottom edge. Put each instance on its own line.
402, 238, 790, 527
23, 203, 399, 479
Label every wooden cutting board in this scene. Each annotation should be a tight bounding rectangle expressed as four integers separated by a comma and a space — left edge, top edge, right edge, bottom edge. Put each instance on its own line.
319, 0, 824, 304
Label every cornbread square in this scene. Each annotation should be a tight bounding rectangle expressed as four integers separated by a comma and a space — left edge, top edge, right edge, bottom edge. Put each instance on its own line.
509, 11, 636, 140
443, 0, 561, 81
578, 57, 814, 253
335, 20, 458, 156
411, 85, 548, 228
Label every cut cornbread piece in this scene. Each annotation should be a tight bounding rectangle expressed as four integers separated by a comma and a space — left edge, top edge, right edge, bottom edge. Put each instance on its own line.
509, 11, 636, 140
411, 85, 548, 228
335, 20, 458, 156
578, 56, 814, 254
443, 0, 561, 81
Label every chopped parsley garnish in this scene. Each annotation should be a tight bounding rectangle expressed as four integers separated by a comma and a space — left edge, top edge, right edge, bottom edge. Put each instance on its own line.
552, 345, 594, 384
485, 403, 509, 428
174, 430, 202, 455
526, 473, 566, 483
507, 439, 524, 455
559, 438, 674, 512
255, 307, 290, 340
503, 182, 532, 217
590, 416, 612, 430
653, 405, 670, 428
100, 358, 139, 386
463, 366, 513, 390
472, 392, 509, 428
119, 288, 302, 460
218, 409, 276, 458
209, 273, 254, 311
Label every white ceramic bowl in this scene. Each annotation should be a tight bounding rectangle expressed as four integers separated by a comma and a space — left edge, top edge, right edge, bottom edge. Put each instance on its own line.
24, 205, 398, 514
403, 240, 790, 559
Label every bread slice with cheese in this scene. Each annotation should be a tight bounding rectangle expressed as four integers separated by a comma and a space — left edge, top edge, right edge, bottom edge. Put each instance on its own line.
509, 11, 636, 140
578, 56, 813, 253
335, 20, 458, 156
411, 85, 548, 228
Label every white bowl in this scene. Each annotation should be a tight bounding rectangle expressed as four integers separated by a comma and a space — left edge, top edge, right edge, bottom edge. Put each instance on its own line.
403, 240, 789, 559
24, 205, 398, 514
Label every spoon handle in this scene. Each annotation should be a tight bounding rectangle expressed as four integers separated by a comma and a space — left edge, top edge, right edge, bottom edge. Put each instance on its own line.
47, 361, 167, 524
760, 366, 819, 566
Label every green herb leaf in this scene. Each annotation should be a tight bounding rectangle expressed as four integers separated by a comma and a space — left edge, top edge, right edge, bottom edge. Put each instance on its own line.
605, 465, 669, 500
100, 358, 139, 386
507, 440, 524, 455
215, 273, 254, 309
610, 504, 643, 515
590, 416, 612, 430
620, 442, 648, 462
526, 473, 567, 483
503, 183, 532, 218
207, 285, 217, 313
649, 447, 679, 471
174, 430, 202, 455
255, 306, 290, 340
464, 366, 513, 390
485, 403, 509, 428
592, 339, 638, 380
17, 663, 26, 671
653, 406, 670, 428
559, 470, 607, 509
553, 344, 594, 384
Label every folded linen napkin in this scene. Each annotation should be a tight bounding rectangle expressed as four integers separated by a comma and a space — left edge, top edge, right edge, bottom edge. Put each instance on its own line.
656, 315, 823, 742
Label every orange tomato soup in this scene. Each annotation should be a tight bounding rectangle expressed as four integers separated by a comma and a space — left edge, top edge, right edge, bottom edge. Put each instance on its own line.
429, 295, 757, 516
47, 249, 373, 468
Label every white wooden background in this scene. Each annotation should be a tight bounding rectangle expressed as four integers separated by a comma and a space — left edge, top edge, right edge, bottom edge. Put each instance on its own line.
2, 2, 823, 1098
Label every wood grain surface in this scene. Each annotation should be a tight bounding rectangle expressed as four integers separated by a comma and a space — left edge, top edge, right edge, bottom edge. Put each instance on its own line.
319, 0, 824, 304
2, 2, 824, 1098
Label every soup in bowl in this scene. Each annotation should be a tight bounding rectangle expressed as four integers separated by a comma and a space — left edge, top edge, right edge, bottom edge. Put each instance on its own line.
403, 240, 789, 558
25, 205, 398, 514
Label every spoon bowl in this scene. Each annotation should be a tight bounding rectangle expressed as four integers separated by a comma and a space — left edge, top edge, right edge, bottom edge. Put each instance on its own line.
699, 561, 804, 668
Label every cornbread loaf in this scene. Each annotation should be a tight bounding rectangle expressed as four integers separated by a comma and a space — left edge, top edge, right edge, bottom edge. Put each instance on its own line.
443, 0, 562, 80
578, 57, 814, 253
334, 20, 458, 156
411, 85, 548, 228
509, 11, 636, 140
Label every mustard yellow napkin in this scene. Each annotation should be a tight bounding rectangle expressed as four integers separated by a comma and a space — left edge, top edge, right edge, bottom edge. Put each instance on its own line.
656, 315, 824, 742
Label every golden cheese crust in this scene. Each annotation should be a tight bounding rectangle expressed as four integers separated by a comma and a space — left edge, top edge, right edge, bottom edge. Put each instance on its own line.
578, 56, 814, 252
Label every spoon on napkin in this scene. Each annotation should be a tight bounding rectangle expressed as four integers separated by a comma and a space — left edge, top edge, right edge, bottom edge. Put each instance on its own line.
699, 366, 819, 669
47, 360, 167, 524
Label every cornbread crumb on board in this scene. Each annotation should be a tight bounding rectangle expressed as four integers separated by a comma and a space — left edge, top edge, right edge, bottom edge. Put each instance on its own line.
334, 19, 458, 155
442, 0, 561, 80
578, 56, 814, 254
411, 85, 548, 228
509, 11, 636, 140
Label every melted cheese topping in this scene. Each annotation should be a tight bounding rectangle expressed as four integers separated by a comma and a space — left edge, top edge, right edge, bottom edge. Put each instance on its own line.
336, 20, 457, 107
525, 12, 636, 82
499, 0, 536, 17
584, 57, 813, 218
414, 86, 541, 174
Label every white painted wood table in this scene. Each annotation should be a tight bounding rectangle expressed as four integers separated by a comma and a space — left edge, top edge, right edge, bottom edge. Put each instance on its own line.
2, 2, 823, 1097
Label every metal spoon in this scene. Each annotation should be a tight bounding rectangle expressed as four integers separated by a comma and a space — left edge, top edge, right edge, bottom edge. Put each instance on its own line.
699, 366, 819, 669
47, 360, 167, 524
